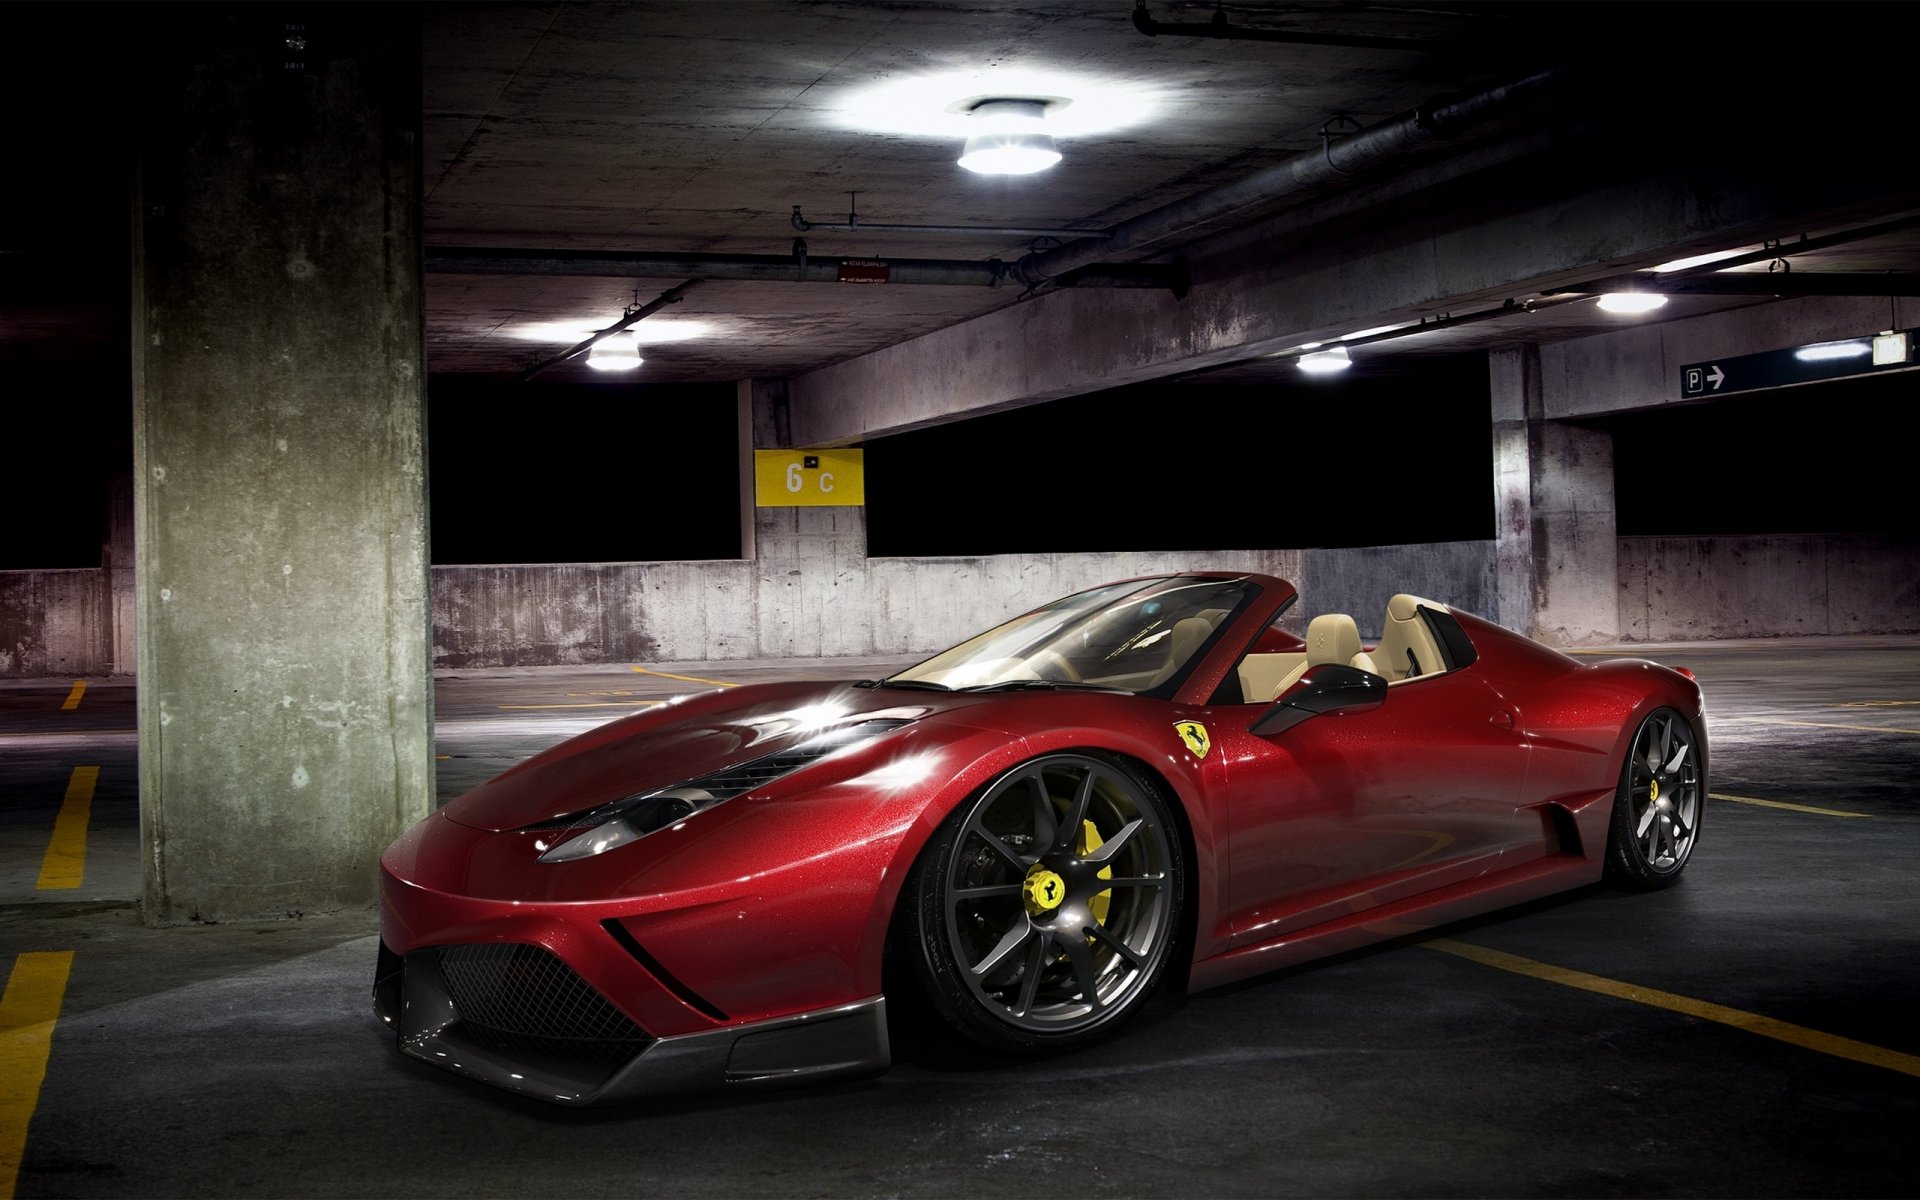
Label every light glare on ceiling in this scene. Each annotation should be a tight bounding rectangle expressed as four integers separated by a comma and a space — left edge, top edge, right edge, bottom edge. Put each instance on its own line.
834, 69, 1155, 140
1596, 292, 1669, 314
1872, 332, 1909, 365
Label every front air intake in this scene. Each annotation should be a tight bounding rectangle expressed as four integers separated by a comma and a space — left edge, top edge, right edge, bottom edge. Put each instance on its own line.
435, 943, 651, 1066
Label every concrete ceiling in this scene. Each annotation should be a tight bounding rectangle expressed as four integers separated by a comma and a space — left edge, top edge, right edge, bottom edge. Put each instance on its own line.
416, 1, 1920, 388
4, 2, 1917, 390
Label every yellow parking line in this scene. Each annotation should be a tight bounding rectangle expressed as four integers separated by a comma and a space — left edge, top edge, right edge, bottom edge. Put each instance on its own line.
630, 665, 738, 688
1728, 717, 1920, 736
1, 951, 75, 1199
58, 682, 85, 712
1428, 939, 1920, 1079
497, 701, 666, 710
1711, 792, 1871, 819
36, 768, 98, 891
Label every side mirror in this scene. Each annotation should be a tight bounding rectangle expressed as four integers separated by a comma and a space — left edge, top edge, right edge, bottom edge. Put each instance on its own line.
1249, 663, 1387, 737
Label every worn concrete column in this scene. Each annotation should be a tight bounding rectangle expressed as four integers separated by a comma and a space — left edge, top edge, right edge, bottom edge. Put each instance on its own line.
1489, 346, 1619, 645
105, 474, 136, 675
133, 11, 431, 922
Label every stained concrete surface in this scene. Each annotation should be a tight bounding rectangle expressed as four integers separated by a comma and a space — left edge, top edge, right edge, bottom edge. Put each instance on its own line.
1, 639, 1915, 1197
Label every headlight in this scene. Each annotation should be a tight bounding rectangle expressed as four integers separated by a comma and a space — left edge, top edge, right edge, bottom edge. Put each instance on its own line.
530, 718, 910, 863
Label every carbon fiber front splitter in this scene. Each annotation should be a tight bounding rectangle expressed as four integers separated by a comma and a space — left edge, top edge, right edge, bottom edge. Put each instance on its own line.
374, 946, 889, 1105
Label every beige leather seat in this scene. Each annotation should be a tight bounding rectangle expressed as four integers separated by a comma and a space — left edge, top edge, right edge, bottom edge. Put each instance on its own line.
1270, 613, 1378, 696
1373, 594, 1449, 683
1147, 614, 1220, 688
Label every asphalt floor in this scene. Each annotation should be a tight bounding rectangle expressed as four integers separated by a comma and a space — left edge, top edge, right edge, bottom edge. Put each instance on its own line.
1, 639, 1915, 1198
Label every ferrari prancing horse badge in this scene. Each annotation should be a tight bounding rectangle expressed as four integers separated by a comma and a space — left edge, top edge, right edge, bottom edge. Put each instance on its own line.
1174, 721, 1211, 759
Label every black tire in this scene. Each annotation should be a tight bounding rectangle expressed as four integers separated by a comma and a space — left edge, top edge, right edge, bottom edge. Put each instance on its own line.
1604, 707, 1703, 890
905, 753, 1184, 1054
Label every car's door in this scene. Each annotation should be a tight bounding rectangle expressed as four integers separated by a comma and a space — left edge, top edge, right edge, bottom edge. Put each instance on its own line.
1213, 667, 1533, 948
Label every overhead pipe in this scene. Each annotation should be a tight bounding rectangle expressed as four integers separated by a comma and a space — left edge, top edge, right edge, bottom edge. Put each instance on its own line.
1546, 212, 1920, 298
789, 205, 1110, 242
427, 245, 1180, 290
1014, 68, 1568, 288
1131, 0, 1449, 51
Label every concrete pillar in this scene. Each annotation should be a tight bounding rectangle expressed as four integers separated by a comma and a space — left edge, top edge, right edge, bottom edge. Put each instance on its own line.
133, 10, 431, 922
1490, 346, 1619, 645
105, 474, 135, 676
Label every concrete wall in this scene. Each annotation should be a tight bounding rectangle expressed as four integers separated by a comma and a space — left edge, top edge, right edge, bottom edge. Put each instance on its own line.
0, 569, 113, 677
1619, 534, 1920, 640
432, 508, 1308, 667
13, 530, 1916, 678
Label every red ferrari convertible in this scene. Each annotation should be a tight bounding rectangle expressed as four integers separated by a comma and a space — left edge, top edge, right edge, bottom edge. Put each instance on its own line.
377, 573, 1704, 1103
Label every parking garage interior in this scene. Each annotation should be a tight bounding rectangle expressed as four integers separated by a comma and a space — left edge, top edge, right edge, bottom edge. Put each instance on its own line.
1, 2, 1916, 1196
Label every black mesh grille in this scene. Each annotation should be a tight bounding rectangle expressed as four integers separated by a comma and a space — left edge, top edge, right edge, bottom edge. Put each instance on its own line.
435, 943, 651, 1065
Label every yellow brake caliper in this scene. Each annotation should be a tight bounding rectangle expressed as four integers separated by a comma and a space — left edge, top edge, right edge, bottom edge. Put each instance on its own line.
1079, 819, 1113, 930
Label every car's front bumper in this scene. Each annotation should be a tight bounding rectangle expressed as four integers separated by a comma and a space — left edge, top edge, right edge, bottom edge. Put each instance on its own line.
374, 941, 888, 1105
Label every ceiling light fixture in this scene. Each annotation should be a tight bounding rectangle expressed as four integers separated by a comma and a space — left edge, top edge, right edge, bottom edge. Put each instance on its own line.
1793, 340, 1871, 363
957, 99, 1061, 175
1596, 292, 1668, 314
1297, 346, 1353, 374
586, 331, 642, 371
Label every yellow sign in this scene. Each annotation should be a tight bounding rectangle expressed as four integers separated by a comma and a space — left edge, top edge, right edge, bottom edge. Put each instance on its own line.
1175, 721, 1211, 759
754, 449, 865, 507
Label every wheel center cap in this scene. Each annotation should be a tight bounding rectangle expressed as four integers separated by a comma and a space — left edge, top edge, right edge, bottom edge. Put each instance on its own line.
1023, 867, 1067, 914
1649, 778, 1661, 804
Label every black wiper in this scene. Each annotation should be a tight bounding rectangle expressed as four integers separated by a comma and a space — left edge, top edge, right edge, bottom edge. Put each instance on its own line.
958, 679, 1133, 695
852, 678, 954, 691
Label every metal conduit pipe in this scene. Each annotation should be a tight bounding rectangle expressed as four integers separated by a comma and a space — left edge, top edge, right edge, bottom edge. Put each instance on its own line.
1014, 68, 1568, 287
425, 246, 1178, 289
790, 206, 1110, 241
1131, 0, 1449, 51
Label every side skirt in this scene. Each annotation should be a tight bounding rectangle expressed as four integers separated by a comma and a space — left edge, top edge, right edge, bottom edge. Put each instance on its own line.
1187, 853, 1602, 993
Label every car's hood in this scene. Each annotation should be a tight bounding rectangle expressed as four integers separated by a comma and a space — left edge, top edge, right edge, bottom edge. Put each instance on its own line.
440, 680, 1013, 833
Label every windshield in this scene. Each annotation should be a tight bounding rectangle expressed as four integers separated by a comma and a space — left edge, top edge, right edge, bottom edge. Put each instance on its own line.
887, 576, 1257, 695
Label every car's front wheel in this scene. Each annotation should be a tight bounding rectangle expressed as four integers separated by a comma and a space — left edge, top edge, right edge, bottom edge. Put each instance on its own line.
905, 753, 1184, 1054
1604, 707, 1703, 889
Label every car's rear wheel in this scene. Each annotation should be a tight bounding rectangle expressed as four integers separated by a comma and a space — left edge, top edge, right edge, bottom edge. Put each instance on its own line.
906, 753, 1183, 1053
1604, 707, 1702, 889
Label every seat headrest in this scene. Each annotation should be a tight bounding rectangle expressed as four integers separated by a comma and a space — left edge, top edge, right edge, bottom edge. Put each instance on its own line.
1387, 594, 1445, 622
1171, 615, 1213, 655
1306, 613, 1363, 666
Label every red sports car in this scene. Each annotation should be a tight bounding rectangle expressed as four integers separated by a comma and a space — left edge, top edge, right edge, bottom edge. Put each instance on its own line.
376, 573, 1704, 1104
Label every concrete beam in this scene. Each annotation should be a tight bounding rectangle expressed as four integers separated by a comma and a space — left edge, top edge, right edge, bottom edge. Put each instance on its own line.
788, 144, 1920, 446
1541, 296, 1919, 420
134, 11, 431, 922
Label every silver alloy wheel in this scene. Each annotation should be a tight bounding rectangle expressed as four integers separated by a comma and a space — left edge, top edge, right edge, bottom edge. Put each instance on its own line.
939, 755, 1175, 1037
1626, 710, 1701, 872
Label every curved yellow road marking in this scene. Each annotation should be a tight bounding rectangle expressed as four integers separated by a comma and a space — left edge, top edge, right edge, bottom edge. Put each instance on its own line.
630, 665, 738, 688
58, 682, 84, 712
1, 952, 75, 1198
1711, 792, 1871, 819
1726, 716, 1920, 736
497, 701, 666, 710
1428, 939, 1920, 1078
37, 768, 97, 891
